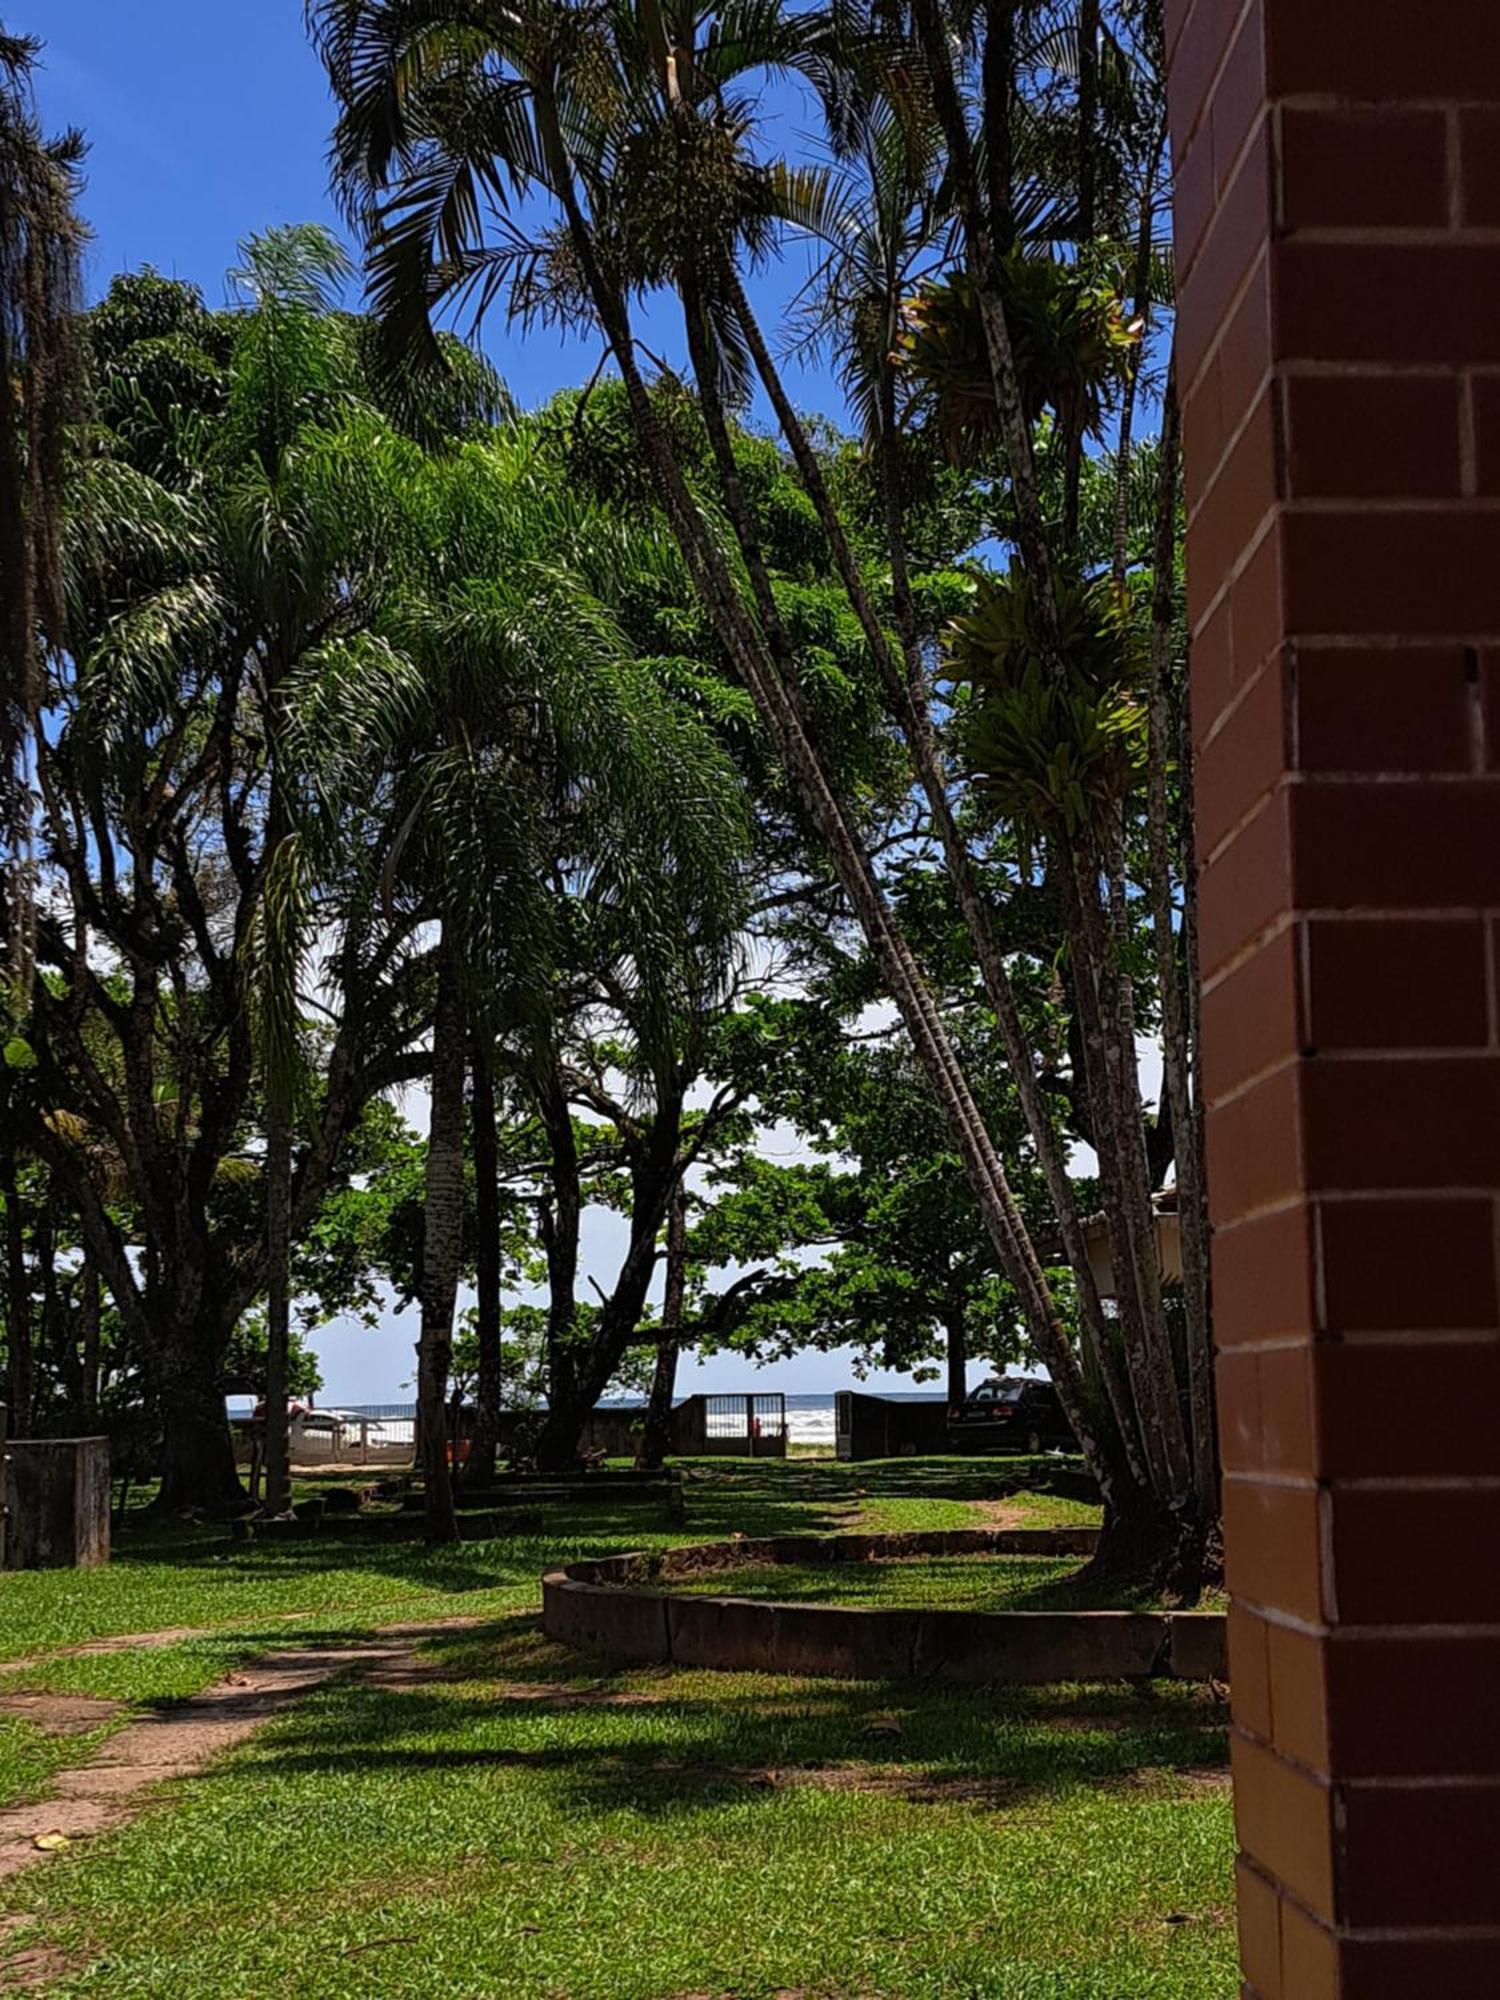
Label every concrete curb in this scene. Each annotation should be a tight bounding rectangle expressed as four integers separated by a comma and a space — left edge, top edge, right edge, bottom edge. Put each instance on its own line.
541, 1529, 1227, 1685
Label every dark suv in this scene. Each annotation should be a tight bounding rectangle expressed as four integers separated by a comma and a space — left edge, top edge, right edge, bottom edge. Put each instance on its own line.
947, 1376, 1074, 1455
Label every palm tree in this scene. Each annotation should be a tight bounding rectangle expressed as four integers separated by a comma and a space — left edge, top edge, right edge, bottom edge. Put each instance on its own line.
227, 225, 361, 1519
311, 0, 1131, 1521
311, 0, 1216, 1578
0, 27, 84, 1002
299, 416, 750, 1533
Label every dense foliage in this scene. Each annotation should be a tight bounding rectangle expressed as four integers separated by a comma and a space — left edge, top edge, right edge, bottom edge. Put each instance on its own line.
2, 5, 1210, 1590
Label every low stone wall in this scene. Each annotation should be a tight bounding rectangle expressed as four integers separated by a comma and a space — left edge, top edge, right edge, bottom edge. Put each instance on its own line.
542, 1529, 1227, 1685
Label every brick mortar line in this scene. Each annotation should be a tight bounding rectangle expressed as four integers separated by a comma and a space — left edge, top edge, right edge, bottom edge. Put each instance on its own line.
1207, 1045, 1500, 1122
1186, 494, 1276, 644
1280, 225, 1500, 246
1179, 99, 1272, 299
1168, 0, 1258, 156
1223, 1332, 1500, 1351
1230, 1595, 1500, 1641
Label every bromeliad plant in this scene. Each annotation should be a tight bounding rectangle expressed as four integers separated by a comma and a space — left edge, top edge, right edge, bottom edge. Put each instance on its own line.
949, 571, 1148, 850
899, 261, 1141, 470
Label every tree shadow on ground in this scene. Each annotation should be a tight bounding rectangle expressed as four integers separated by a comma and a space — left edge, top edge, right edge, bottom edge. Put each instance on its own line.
222, 1615, 1228, 1828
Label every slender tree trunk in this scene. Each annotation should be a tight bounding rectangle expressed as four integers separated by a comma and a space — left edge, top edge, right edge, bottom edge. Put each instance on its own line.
679, 291, 1117, 1494
417, 935, 464, 1543
889, 13, 1215, 1570
736, 287, 1145, 1486
79, 1250, 100, 1428
1147, 362, 1217, 1516
261, 1097, 293, 1517
636, 1180, 687, 1471
1062, 0, 1101, 547
982, 0, 1016, 249
1112, 119, 1167, 591
944, 1306, 968, 1411
1059, 848, 1190, 1498
907, 0, 1062, 640
463, 1029, 503, 1491
533, 1094, 683, 1472
2, 1143, 31, 1434
537, 1057, 580, 1420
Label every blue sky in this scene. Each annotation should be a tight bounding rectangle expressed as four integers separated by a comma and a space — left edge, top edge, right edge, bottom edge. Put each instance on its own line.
38, 0, 831, 416
35, 1, 976, 1401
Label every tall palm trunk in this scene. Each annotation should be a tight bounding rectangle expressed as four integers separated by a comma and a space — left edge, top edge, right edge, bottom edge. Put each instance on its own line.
944, 1306, 968, 1412
728, 270, 1148, 1487
1147, 364, 1215, 1513
0, 37, 83, 1003
537, 1057, 580, 1418
535, 95, 1131, 1515
907, 0, 1063, 640
890, 4, 1215, 1560
1112, 118, 1168, 591
463, 1029, 503, 1490
417, 934, 464, 1543
261, 1096, 293, 1516
258, 731, 300, 1517
636, 1180, 687, 1471
1061, 0, 1102, 550
981, 0, 1016, 248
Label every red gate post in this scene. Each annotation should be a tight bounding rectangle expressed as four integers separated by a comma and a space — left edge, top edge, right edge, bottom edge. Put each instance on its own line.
1167, 2, 1500, 1992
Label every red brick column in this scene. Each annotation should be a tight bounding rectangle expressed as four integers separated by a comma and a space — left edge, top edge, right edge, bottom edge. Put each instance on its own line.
1168, 3, 1500, 1994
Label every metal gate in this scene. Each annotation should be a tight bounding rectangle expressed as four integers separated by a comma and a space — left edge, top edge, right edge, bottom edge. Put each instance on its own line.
701, 1393, 787, 1457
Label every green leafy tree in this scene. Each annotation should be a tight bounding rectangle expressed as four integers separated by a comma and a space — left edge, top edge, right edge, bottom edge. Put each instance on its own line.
316, 0, 1211, 1587
20, 254, 465, 1510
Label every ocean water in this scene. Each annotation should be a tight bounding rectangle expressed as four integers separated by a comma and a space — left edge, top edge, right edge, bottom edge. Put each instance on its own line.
784, 1394, 836, 1445
231, 1390, 949, 1448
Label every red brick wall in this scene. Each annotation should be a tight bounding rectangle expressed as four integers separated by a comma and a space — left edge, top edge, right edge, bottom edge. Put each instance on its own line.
1168, 2, 1500, 1992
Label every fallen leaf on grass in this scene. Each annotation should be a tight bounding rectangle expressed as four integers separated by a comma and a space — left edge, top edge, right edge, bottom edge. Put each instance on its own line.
32, 1832, 69, 1853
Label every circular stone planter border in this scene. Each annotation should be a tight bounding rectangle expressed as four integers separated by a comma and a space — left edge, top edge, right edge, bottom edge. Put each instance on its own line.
542, 1529, 1228, 1685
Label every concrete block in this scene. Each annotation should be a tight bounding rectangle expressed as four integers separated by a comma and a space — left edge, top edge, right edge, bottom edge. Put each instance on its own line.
771, 1605, 920, 1680
667, 1592, 775, 1671
542, 1576, 671, 1664
912, 1611, 1170, 1684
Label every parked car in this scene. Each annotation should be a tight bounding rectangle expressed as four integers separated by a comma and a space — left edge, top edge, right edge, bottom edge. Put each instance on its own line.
946, 1377, 1074, 1455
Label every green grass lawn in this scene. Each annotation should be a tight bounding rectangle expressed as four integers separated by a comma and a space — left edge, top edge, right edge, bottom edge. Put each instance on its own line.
0, 1458, 1237, 1997
668, 1554, 1088, 1612
0, 1713, 116, 1815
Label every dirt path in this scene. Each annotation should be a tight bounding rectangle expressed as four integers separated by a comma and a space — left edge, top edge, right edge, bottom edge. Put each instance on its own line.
0, 1639, 418, 1892
0, 1610, 318, 1680
0, 1616, 506, 1990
